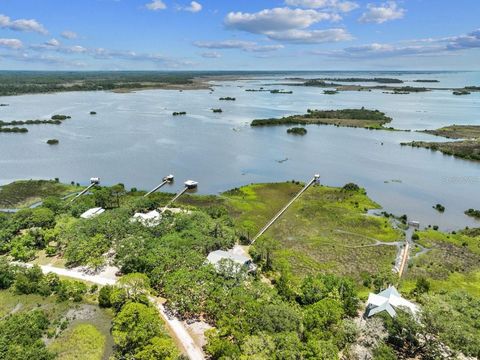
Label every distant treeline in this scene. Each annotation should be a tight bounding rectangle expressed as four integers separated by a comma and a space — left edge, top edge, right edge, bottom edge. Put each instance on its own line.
318, 77, 404, 84
0, 71, 196, 96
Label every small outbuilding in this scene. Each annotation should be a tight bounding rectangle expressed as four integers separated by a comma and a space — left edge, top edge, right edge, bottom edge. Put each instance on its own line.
80, 207, 105, 219
207, 249, 256, 273
132, 210, 162, 227
365, 286, 418, 318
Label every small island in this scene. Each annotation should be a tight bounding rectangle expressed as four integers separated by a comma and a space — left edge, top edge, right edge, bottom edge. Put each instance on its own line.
219, 97, 236, 101
172, 111, 187, 116
323, 90, 338, 95
251, 108, 393, 130
46, 139, 59, 145
0, 126, 28, 133
318, 77, 404, 84
453, 90, 471, 96
270, 89, 293, 94
414, 79, 439, 83
286, 127, 307, 135
51, 114, 71, 120
433, 203, 445, 212
212, 108, 223, 113
465, 208, 480, 219
90, 111, 97, 115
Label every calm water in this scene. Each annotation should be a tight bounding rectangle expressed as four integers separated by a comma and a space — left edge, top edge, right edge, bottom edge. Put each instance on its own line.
0, 71, 479, 231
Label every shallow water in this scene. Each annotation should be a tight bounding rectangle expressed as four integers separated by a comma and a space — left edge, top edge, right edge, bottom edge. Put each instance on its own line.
0, 71, 479, 231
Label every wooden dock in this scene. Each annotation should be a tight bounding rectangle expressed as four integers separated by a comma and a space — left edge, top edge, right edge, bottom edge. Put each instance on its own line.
251, 174, 319, 244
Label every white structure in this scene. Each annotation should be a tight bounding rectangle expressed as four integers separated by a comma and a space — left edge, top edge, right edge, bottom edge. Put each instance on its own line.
365, 286, 418, 318
132, 210, 162, 227
80, 207, 105, 219
163, 174, 174, 182
184, 180, 198, 189
90, 177, 100, 184
207, 249, 257, 273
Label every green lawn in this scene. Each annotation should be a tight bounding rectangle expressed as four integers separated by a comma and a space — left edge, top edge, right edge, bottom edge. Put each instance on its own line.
404, 229, 480, 297
0, 180, 81, 208
222, 182, 401, 281
49, 323, 106, 360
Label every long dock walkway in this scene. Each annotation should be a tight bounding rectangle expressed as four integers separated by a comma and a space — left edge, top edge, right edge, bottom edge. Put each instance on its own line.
251, 174, 319, 244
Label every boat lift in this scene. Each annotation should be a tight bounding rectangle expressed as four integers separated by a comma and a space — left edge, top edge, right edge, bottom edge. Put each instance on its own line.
144, 174, 174, 197
161, 180, 198, 213
69, 177, 100, 203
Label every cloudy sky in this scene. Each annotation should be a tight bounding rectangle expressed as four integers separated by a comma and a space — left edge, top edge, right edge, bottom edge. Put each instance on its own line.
0, 0, 479, 70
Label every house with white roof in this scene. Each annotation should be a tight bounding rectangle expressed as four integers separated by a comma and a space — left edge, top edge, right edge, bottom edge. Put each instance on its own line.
207, 249, 257, 273
80, 207, 105, 219
132, 210, 162, 227
365, 286, 418, 318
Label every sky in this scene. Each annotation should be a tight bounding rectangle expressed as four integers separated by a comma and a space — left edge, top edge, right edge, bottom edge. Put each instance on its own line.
0, 0, 479, 70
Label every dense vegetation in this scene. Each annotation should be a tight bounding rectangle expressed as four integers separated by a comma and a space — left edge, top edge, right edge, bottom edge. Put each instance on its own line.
219, 97, 235, 101
323, 90, 338, 95
1, 180, 479, 358
453, 90, 471, 95
465, 208, 480, 218
172, 111, 187, 116
251, 108, 393, 130
47, 139, 59, 145
211, 108, 223, 113
414, 79, 439, 83
0, 114, 71, 135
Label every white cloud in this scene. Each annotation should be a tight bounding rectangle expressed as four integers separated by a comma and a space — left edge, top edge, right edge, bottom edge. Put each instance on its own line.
65, 45, 88, 54
359, 1, 405, 24
0, 14, 48, 34
267, 28, 353, 43
184, 1, 202, 13
200, 51, 221, 58
284, 0, 358, 12
146, 0, 167, 11
45, 38, 60, 47
61, 31, 78, 40
313, 29, 480, 58
225, 7, 340, 34
0, 38, 23, 49
194, 39, 284, 52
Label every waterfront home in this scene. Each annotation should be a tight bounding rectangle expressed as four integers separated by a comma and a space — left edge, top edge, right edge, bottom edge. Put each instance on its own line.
365, 286, 418, 318
132, 210, 162, 227
207, 249, 257, 273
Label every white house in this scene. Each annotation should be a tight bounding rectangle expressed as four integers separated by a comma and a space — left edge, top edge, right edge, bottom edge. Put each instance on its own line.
132, 210, 162, 227
207, 249, 257, 273
365, 286, 418, 318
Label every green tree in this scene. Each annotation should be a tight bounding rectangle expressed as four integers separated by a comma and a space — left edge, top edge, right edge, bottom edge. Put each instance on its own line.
112, 302, 163, 356
0, 257, 15, 289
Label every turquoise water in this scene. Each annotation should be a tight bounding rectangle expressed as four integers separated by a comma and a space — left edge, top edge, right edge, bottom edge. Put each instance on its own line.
0, 71, 479, 230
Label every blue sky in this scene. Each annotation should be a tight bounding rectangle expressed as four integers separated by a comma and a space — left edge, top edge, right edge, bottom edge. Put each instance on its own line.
0, 0, 479, 70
